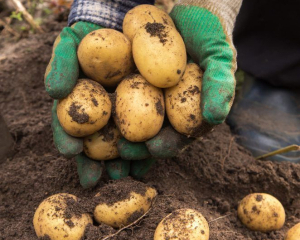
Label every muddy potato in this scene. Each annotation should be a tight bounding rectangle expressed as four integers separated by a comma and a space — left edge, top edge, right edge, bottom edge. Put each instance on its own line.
123, 4, 175, 41
114, 74, 164, 142
165, 63, 203, 137
154, 208, 209, 240
285, 223, 300, 240
132, 23, 186, 88
237, 193, 285, 232
33, 193, 92, 240
77, 29, 134, 87
83, 120, 121, 160
94, 179, 157, 228
57, 79, 111, 137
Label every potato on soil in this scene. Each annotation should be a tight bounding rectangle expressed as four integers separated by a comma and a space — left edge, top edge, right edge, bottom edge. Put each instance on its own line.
165, 63, 203, 137
285, 222, 300, 240
83, 119, 122, 160
123, 4, 175, 41
57, 79, 111, 137
33, 193, 92, 240
114, 74, 164, 142
132, 23, 186, 88
93, 178, 157, 228
154, 208, 209, 240
237, 193, 285, 232
77, 29, 134, 87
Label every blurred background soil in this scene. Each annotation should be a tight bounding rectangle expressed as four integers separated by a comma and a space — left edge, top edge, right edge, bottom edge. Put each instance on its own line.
1, 1, 300, 239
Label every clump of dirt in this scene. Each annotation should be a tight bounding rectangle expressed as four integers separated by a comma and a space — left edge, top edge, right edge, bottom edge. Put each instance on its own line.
145, 22, 168, 44
155, 99, 164, 116
68, 102, 90, 124
93, 177, 148, 206
1, 18, 300, 240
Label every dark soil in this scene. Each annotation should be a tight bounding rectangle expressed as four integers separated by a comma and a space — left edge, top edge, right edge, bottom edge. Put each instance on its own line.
1, 19, 300, 240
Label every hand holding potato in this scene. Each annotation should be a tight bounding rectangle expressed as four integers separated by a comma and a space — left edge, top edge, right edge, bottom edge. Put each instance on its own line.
119, 1, 239, 159
45, 0, 238, 188
45, 20, 160, 188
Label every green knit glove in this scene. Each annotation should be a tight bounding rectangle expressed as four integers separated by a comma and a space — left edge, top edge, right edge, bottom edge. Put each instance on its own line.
118, 127, 193, 160
120, 2, 240, 159
47, 22, 158, 187
170, 3, 237, 126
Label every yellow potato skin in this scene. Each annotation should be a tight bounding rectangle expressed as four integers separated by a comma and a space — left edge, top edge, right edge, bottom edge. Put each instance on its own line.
123, 4, 175, 41
285, 223, 300, 240
57, 79, 111, 137
77, 29, 134, 87
154, 208, 209, 240
83, 120, 121, 160
114, 74, 164, 142
132, 24, 186, 88
94, 187, 157, 228
33, 193, 92, 240
165, 63, 203, 137
237, 193, 285, 232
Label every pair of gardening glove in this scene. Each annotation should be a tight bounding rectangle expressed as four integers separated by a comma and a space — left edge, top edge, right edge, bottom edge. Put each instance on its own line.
45, 0, 242, 188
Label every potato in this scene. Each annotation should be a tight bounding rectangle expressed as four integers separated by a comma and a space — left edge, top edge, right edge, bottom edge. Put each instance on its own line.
285, 223, 300, 240
132, 23, 186, 88
33, 193, 92, 240
123, 4, 175, 41
114, 74, 164, 142
93, 179, 157, 228
154, 208, 209, 240
165, 63, 203, 137
77, 29, 134, 87
57, 79, 111, 137
83, 119, 121, 160
237, 193, 285, 232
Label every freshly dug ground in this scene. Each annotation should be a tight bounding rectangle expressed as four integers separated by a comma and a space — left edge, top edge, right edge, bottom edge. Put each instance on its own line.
1, 20, 300, 240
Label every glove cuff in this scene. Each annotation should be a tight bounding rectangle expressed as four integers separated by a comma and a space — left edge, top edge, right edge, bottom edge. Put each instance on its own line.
176, 0, 242, 35
68, 0, 154, 30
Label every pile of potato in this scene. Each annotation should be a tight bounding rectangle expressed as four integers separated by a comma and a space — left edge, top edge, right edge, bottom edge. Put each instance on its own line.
56, 4, 203, 161
34, 183, 300, 240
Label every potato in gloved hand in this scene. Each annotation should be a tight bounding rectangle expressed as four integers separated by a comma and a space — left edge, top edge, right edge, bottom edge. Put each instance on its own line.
57, 79, 111, 137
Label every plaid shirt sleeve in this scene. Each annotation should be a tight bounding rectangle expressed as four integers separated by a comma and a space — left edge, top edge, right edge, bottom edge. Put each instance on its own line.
68, 0, 155, 30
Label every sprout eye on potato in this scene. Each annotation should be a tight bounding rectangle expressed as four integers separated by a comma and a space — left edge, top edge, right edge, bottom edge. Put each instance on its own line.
83, 119, 122, 160
237, 193, 285, 232
123, 4, 175, 41
165, 63, 203, 137
154, 208, 209, 240
57, 79, 111, 137
114, 74, 165, 142
33, 193, 92, 240
77, 29, 134, 87
132, 23, 187, 88
93, 178, 157, 228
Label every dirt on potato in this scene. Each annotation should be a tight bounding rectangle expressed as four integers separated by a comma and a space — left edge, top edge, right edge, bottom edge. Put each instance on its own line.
1, 18, 300, 240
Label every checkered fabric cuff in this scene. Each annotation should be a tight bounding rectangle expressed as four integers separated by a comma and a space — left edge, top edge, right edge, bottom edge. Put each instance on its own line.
68, 0, 155, 30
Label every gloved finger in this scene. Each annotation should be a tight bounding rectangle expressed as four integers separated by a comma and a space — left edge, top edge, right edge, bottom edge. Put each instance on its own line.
146, 126, 193, 159
200, 59, 235, 125
130, 157, 157, 179
52, 100, 83, 158
117, 138, 151, 160
45, 22, 102, 99
75, 153, 103, 189
105, 158, 130, 180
